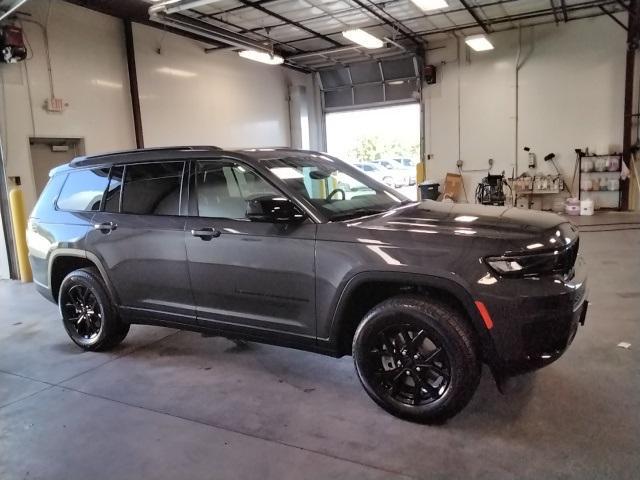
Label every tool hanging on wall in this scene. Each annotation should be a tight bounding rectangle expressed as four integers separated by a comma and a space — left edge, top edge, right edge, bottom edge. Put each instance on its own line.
569, 148, 585, 196
544, 152, 571, 195
524, 147, 536, 169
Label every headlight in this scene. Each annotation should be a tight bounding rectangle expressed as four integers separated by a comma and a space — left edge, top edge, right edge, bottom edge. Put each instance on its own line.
485, 248, 575, 277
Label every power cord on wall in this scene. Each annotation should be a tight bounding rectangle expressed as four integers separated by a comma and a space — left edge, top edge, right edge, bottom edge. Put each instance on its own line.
18, 20, 36, 136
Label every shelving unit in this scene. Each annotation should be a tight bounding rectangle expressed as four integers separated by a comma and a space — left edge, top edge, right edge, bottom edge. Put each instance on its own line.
508, 175, 564, 210
578, 154, 623, 210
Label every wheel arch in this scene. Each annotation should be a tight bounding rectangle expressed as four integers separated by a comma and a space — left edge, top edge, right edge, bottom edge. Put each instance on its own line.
327, 271, 496, 361
48, 249, 118, 304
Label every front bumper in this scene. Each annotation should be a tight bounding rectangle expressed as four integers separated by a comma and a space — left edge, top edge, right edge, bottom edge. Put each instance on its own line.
477, 255, 588, 375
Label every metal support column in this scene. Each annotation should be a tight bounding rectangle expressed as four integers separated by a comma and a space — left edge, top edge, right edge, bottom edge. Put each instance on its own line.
622, 0, 640, 210
124, 20, 144, 149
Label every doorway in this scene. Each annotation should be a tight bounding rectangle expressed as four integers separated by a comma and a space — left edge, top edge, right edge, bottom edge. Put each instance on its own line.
325, 103, 420, 199
29, 137, 85, 196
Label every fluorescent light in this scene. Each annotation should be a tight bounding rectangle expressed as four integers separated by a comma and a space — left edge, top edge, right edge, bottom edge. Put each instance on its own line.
410, 0, 448, 12
465, 34, 494, 52
342, 29, 384, 49
156, 67, 197, 77
238, 50, 284, 65
92, 79, 123, 89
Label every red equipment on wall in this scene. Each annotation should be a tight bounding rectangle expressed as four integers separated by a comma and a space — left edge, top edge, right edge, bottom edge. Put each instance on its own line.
1, 25, 27, 63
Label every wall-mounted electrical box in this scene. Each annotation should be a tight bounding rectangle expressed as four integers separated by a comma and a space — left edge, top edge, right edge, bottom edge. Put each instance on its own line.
424, 64, 437, 85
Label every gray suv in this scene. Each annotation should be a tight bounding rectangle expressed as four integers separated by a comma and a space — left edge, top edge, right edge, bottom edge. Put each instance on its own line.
27, 146, 588, 423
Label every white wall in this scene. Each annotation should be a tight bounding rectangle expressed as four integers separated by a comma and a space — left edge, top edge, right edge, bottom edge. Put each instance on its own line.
0, 1, 315, 279
424, 15, 631, 207
0, 1, 135, 279
133, 23, 291, 149
0, 1, 135, 210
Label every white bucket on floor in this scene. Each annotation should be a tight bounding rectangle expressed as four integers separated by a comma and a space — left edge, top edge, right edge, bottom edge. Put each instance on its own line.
580, 198, 595, 216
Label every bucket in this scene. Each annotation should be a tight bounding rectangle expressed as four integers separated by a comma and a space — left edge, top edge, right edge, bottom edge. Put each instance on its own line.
580, 198, 594, 216
419, 181, 440, 200
565, 197, 580, 216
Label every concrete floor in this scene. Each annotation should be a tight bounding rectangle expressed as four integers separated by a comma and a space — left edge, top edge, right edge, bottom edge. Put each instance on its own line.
1, 219, 639, 479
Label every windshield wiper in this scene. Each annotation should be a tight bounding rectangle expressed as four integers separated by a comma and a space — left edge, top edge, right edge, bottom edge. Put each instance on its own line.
330, 208, 386, 221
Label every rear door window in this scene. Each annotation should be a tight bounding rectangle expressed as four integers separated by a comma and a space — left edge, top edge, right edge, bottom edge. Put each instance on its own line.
56, 168, 110, 211
119, 162, 184, 216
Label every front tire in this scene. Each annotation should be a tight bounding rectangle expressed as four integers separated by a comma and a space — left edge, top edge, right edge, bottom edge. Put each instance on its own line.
352, 295, 480, 424
58, 267, 129, 351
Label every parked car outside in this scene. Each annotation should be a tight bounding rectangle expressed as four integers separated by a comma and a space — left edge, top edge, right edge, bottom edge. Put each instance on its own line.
372, 159, 416, 185
394, 157, 418, 168
27, 146, 588, 424
354, 162, 409, 188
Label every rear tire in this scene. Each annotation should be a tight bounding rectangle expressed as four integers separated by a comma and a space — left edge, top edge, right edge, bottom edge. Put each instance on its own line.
58, 267, 129, 351
352, 295, 480, 424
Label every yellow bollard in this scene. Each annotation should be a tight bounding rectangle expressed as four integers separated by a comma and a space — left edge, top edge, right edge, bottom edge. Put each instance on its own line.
416, 160, 426, 185
9, 188, 32, 283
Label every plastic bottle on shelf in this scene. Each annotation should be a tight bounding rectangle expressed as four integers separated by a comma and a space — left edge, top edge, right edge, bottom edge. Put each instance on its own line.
599, 177, 608, 191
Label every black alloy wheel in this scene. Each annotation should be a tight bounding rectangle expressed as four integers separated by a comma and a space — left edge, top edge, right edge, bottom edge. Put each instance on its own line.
366, 325, 451, 407
58, 267, 130, 351
353, 295, 480, 424
61, 283, 103, 341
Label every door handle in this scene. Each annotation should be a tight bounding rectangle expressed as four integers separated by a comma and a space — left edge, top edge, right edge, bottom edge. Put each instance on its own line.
191, 227, 221, 240
94, 222, 117, 234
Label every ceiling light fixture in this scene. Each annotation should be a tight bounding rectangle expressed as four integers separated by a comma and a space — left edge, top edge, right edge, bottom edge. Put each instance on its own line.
342, 29, 384, 49
238, 50, 284, 65
465, 34, 494, 52
409, 0, 448, 12
149, 0, 221, 15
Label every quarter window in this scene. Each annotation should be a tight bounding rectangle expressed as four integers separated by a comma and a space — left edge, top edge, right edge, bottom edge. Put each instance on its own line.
56, 168, 110, 211
196, 161, 280, 219
116, 162, 184, 216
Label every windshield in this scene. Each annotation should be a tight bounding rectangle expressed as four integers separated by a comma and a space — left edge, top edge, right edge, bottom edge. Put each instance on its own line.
262, 153, 407, 221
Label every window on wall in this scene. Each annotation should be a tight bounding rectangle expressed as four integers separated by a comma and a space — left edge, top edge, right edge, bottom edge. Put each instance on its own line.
56, 168, 110, 211
196, 161, 279, 219
104, 162, 184, 216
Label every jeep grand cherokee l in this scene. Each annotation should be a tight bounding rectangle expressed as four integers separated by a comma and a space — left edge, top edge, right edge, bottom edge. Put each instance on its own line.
27, 146, 588, 423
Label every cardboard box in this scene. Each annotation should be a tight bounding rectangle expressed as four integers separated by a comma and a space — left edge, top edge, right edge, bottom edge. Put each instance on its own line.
440, 173, 462, 201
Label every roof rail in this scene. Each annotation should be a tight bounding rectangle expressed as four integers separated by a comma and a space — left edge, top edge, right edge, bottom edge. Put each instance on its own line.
70, 146, 222, 166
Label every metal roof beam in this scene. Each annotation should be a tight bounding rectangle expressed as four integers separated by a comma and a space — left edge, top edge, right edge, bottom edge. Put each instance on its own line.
458, 0, 492, 33
560, 0, 569, 21
235, 0, 342, 47
549, 0, 560, 24
349, 0, 423, 47
600, 4, 628, 29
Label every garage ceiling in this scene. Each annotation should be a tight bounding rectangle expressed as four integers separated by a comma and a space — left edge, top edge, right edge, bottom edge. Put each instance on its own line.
64, 0, 628, 71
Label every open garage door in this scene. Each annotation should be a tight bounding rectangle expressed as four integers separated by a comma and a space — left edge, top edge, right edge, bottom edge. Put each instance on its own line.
319, 56, 421, 112
321, 56, 421, 200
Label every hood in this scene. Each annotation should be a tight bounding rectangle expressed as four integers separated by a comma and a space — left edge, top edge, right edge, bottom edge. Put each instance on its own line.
348, 200, 567, 241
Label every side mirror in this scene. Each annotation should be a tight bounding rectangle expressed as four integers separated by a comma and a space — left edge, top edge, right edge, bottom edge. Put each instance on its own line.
246, 196, 306, 223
